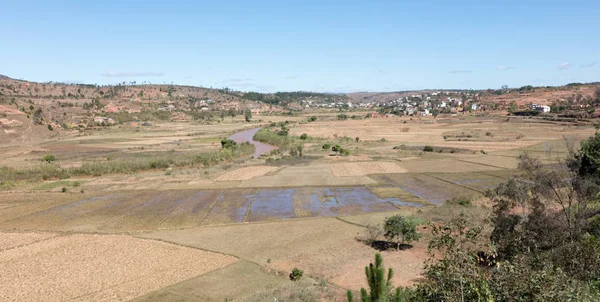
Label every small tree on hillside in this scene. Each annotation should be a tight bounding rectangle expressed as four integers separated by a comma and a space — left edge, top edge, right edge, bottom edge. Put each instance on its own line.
384, 215, 421, 250
244, 109, 252, 122
228, 108, 237, 121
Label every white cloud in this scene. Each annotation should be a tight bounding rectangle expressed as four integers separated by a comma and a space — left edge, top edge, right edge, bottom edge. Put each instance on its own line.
581, 62, 597, 68
496, 65, 514, 70
557, 62, 571, 70
101, 71, 165, 77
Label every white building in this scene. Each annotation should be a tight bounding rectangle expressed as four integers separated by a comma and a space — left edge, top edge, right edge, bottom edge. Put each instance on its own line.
532, 104, 551, 113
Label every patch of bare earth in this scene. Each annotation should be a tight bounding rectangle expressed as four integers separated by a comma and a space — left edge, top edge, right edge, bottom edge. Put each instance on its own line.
216, 166, 279, 181
0, 232, 56, 251
0, 233, 237, 302
329, 161, 407, 177
270, 238, 428, 290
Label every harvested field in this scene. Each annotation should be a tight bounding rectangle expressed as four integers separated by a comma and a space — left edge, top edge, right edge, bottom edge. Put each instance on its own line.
0, 231, 56, 250
132, 261, 285, 302
0, 233, 237, 302
329, 161, 406, 176
433, 172, 507, 192
216, 165, 279, 181
372, 173, 480, 205
238, 164, 377, 187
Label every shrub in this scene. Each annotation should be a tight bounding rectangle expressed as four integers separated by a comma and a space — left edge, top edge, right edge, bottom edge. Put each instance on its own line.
61, 187, 67, 193
322, 143, 331, 150
355, 137, 360, 143
379, 138, 387, 143
337, 114, 348, 120
300, 133, 308, 140
44, 155, 56, 162
309, 116, 317, 122
384, 215, 421, 250
423, 145, 434, 152
47, 124, 53, 131
480, 149, 487, 154
290, 268, 304, 281
448, 196, 472, 206
220, 139, 237, 149
339, 148, 350, 156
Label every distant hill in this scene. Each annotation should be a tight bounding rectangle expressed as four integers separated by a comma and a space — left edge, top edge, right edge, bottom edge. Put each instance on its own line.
346, 84, 600, 106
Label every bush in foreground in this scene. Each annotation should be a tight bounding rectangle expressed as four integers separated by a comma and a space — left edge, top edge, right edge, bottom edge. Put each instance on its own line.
290, 268, 304, 281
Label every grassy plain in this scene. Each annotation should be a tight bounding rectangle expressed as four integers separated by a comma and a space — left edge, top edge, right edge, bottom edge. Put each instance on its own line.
0, 113, 595, 301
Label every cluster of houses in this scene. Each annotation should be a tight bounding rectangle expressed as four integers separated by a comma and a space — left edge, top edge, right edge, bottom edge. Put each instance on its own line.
301, 91, 483, 116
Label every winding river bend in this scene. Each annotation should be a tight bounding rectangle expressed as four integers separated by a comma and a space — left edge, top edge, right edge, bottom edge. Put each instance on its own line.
229, 127, 276, 158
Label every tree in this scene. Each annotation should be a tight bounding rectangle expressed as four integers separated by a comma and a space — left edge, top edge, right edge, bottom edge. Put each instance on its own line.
347, 253, 407, 302
417, 217, 493, 302
228, 108, 237, 121
384, 215, 421, 250
244, 109, 252, 122
44, 155, 56, 163
356, 137, 360, 143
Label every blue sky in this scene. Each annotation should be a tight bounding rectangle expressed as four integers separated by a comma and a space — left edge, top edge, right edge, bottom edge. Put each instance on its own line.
1, 0, 598, 92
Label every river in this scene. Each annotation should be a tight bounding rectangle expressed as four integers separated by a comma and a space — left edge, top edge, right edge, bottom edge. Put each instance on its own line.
228, 127, 276, 158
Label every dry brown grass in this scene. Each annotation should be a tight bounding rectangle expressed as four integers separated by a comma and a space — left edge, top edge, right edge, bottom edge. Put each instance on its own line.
329, 161, 407, 176
0, 231, 56, 250
216, 165, 279, 181
0, 233, 237, 302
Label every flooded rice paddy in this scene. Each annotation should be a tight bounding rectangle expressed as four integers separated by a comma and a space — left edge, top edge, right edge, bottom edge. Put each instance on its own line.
1, 171, 513, 232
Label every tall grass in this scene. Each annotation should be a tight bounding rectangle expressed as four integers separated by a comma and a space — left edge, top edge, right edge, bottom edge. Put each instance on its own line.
0, 142, 255, 184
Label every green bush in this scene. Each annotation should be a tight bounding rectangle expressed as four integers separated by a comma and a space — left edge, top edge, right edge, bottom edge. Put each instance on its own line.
384, 215, 421, 250
61, 187, 67, 193
423, 146, 434, 152
300, 133, 308, 140
447, 196, 472, 206
308, 116, 317, 122
322, 143, 331, 150
44, 155, 56, 162
290, 268, 304, 281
